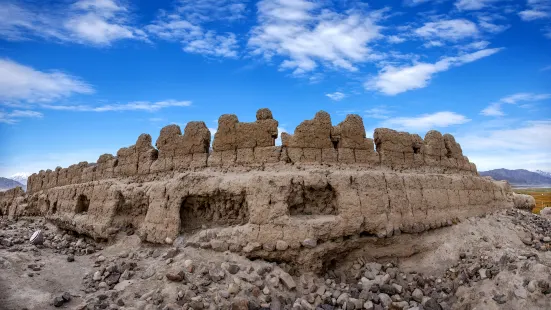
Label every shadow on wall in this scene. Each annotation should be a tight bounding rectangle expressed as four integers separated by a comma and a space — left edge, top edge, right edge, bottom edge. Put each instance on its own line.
179, 190, 249, 234
75, 194, 89, 214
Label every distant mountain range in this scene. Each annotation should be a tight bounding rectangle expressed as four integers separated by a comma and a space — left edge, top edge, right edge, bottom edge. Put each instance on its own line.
0, 177, 26, 192
9, 173, 29, 186
480, 169, 551, 186
535, 170, 551, 178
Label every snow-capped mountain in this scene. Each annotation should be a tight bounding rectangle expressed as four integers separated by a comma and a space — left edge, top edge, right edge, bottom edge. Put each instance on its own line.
10, 173, 30, 186
535, 170, 551, 178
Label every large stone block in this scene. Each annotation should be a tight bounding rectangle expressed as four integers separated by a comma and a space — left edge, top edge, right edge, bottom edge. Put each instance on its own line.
332, 114, 372, 150
236, 148, 255, 164
213, 114, 239, 151
337, 148, 355, 164
302, 148, 322, 163
286, 148, 303, 163
321, 148, 338, 163
283, 111, 333, 149
254, 146, 281, 164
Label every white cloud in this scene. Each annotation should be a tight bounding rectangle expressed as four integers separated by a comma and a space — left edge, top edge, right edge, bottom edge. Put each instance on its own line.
477, 15, 509, 34
387, 35, 405, 43
172, 0, 247, 23
182, 31, 238, 58
415, 19, 479, 41
40, 100, 192, 112
325, 92, 346, 101
423, 40, 444, 48
146, 2, 241, 58
248, 0, 384, 75
0, 58, 94, 103
366, 48, 502, 95
455, 0, 502, 11
462, 40, 490, 50
0, 2, 68, 41
65, 0, 148, 45
364, 106, 392, 119
0, 109, 43, 124
518, 0, 551, 22
275, 126, 286, 145
519, 10, 549, 21
480, 92, 551, 116
500, 92, 551, 104
404, 0, 435, 6
480, 102, 504, 116
0, 0, 147, 46
457, 120, 551, 171
382, 111, 470, 131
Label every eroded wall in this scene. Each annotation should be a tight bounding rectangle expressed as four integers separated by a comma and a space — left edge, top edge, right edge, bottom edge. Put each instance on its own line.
7, 108, 516, 270
26, 109, 478, 194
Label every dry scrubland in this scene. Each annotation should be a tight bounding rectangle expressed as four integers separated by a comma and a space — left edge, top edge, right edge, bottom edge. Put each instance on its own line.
513, 188, 551, 214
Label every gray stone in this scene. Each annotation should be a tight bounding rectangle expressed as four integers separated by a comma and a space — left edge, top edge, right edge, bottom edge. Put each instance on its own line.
227, 264, 240, 275
276, 240, 289, 251
53, 296, 64, 307
527, 280, 537, 292
279, 271, 296, 290
379, 293, 392, 307
514, 288, 527, 299
61, 292, 71, 301
302, 238, 317, 248
363, 300, 374, 310
412, 288, 423, 303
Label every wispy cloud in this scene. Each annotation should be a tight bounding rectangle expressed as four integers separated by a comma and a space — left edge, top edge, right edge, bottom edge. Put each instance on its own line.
145, 0, 244, 58
248, 0, 385, 76
519, 9, 549, 21
480, 102, 504, 116
0, 0, 147, 46
382, 111, 470, 131
364, 106, 392, 119
366, 48, 502, 95
325, 92, 346, 101
455, 0, 503, 11
0, 58, 94, 103
414, 19, 479, 41
40, 100, 192, 112
0, 109, 43, 124
476, 14, 510, 34
481, 92, 551, 116
457, 120, 551, 171
519, 0, 551, 21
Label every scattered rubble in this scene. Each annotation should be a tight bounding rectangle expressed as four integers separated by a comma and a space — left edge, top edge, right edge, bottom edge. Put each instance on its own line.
1, 207, 550, 310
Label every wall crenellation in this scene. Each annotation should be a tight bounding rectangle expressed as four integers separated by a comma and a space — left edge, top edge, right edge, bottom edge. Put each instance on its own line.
26, 108, 477, 194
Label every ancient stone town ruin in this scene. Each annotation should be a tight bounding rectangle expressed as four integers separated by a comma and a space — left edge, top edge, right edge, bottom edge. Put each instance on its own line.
0, 109, 520, 271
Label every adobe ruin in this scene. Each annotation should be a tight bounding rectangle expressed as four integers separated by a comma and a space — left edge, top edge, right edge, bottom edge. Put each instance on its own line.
0, 109, 522, 270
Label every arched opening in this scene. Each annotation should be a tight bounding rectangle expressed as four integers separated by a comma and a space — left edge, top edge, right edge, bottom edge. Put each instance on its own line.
75, 194, 90, 213
51, 201, 57, 214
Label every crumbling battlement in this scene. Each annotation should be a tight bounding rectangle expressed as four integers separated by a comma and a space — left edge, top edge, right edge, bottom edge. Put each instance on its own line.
0, 186, 26, 218
3, 108, 519, 271
26, 109, 478, 194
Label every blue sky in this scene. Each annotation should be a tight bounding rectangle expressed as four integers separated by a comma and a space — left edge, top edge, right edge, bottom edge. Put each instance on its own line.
0, 0, 550, 178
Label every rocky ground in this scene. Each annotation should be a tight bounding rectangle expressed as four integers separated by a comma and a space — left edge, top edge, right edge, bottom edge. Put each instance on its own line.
0, 208, 550, 310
